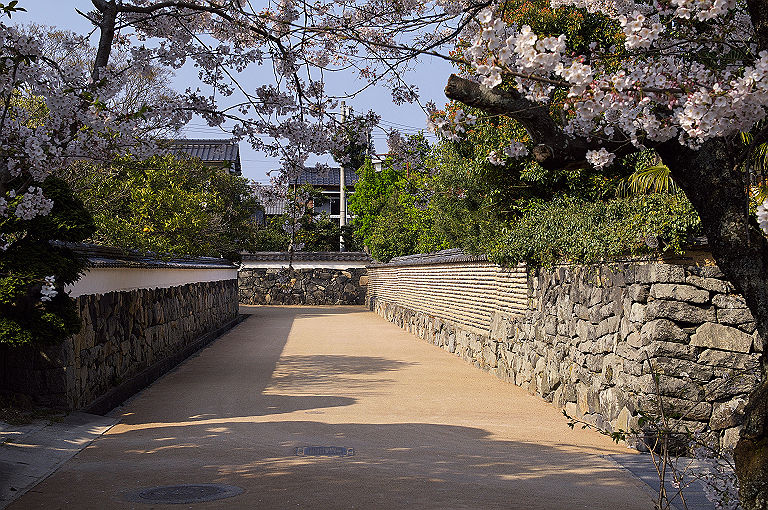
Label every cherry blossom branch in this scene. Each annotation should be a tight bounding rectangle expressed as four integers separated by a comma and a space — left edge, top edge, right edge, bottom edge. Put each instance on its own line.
445, 73, 647, 169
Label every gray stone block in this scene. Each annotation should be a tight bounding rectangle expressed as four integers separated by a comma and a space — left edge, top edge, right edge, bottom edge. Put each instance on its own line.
629, 302, 647, 322
645, 300, 715, 324
699, 266, 726, 279
705, 372, 760, 400
649, 283, 710, 304
635, 264, 686, 284
716, 307, 754, 325
690, 323, 753, 353
721, 426, 742, 453
712, 294, 747, 309
652, 357, 713, 382
710, 397, 747, 430
685, 275, 730, 294
698, 349, 759, 370
636, 394, 712, 421
640, 319, 689, 344
629, 284, 650, 303
642, 341, 697, 360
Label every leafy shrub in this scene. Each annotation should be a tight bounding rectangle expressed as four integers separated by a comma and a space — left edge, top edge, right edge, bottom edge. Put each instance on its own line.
349, 158, 448, 261
492, 194, 702, 266
0, 177, 95, 346
62, 155, 260, 260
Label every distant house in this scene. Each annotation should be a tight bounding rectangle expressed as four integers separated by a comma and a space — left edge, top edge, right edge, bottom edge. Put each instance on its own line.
297, 167, 359, 224
165, 138, 242, 175
256, 167, 360, 225
252, 187, 286, 225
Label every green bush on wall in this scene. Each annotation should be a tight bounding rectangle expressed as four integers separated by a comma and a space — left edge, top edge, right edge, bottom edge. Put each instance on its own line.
491, 193, 702, 267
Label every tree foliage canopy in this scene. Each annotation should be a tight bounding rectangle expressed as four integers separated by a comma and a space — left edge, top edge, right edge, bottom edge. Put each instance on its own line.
0, 176, 94, 345
61, 155, 260, 260
349, 138, 449, 261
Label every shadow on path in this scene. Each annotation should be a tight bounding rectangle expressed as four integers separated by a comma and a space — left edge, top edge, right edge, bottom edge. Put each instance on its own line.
8, 306, 653, 510
15, 418, 651, 509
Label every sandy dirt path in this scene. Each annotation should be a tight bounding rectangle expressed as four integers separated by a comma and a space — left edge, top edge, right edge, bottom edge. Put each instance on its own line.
9, 305, 652, 509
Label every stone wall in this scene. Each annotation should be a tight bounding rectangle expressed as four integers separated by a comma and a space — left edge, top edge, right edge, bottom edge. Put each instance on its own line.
239, 267, 367, 305
0, 279, 239, 411
367, 256, 764, 453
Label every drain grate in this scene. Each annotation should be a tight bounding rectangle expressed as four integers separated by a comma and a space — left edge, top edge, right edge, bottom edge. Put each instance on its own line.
125, 483, 244, 504
295, 446, 355, 457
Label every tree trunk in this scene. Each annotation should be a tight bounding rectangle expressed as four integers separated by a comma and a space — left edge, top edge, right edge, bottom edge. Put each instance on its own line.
658, 139, 768, 510
91, 0, 118, 83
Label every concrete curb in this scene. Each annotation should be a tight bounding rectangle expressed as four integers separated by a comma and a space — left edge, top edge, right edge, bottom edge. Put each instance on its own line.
606, 453, 719, 510
0, 412, 119, 510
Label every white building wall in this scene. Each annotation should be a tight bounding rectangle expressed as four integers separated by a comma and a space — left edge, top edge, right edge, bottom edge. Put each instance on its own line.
65, 267, 238, 297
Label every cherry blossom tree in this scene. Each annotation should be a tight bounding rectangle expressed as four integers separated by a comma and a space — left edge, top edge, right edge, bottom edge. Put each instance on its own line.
439, 2, 768, 506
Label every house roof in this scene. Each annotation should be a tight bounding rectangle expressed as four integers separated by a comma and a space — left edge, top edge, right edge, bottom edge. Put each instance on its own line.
261, 196, 288, 216
369, 248, 489, 267
296, 167, 359, 187
166, 138, 242, 175
242, 251, 371, 262
253, 186, 287, 216
54, 242, 237, 269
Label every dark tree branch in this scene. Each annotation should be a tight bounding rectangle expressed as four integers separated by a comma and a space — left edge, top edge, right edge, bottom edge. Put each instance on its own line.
747, 0, 768, 53
91, 0, 118, 82
444, 73, 578, 168
444, 74, 638, 169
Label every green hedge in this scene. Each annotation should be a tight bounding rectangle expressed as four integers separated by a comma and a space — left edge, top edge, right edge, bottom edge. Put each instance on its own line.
490, 193, 702, 267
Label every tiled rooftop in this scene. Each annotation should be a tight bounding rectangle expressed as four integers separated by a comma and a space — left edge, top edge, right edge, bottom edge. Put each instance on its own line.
242, 251, 372, 262
53, 242, 237, 269
296, 167, 359, 187
166, 138, 242, 175
370, 248, 488, 267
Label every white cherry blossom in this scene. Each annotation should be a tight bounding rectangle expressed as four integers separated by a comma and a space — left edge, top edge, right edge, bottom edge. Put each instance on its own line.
504, 141, 530, 158
758, 199, 768, 235
487, 150, 504, 166
40, 276, 57, 302
586, 148, 616, 170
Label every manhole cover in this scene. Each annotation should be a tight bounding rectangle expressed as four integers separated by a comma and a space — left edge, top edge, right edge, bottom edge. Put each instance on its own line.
125, 484, 244, 504
295, 446, 355, 457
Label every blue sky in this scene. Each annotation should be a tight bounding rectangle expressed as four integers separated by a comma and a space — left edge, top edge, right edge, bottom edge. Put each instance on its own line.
12, 1, 455, 182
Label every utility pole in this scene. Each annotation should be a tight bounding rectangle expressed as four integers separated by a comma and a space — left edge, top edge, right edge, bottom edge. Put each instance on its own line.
339, 102, 349, 252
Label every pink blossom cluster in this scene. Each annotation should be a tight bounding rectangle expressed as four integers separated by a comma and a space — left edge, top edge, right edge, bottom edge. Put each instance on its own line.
504, 140, 529, 159
487, 150, 504, 165
40, 276, 57, 302
0, 22, 193, 227
464, 1, 768, 169
485, 142, 530, 165
586, 148, 616, 170
758, 199, 768, 235
427, 108, 476, 141
13, 187, 53, 220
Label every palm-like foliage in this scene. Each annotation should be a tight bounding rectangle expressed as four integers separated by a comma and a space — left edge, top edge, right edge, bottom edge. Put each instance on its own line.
617, 164, 678, 197
617, 133, 768, 203
740, 128, 768, 204
617, 151, 678, 197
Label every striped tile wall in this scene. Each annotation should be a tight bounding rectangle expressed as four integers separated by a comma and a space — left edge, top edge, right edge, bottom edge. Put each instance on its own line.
366, 262, 528, 334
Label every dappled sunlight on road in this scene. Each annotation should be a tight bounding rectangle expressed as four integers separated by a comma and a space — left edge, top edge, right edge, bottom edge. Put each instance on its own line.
9, 306, 650, 510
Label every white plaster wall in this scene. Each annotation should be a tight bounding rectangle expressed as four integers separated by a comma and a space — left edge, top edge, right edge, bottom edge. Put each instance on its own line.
240, 260, 368, 269
65, 267, 238, 297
